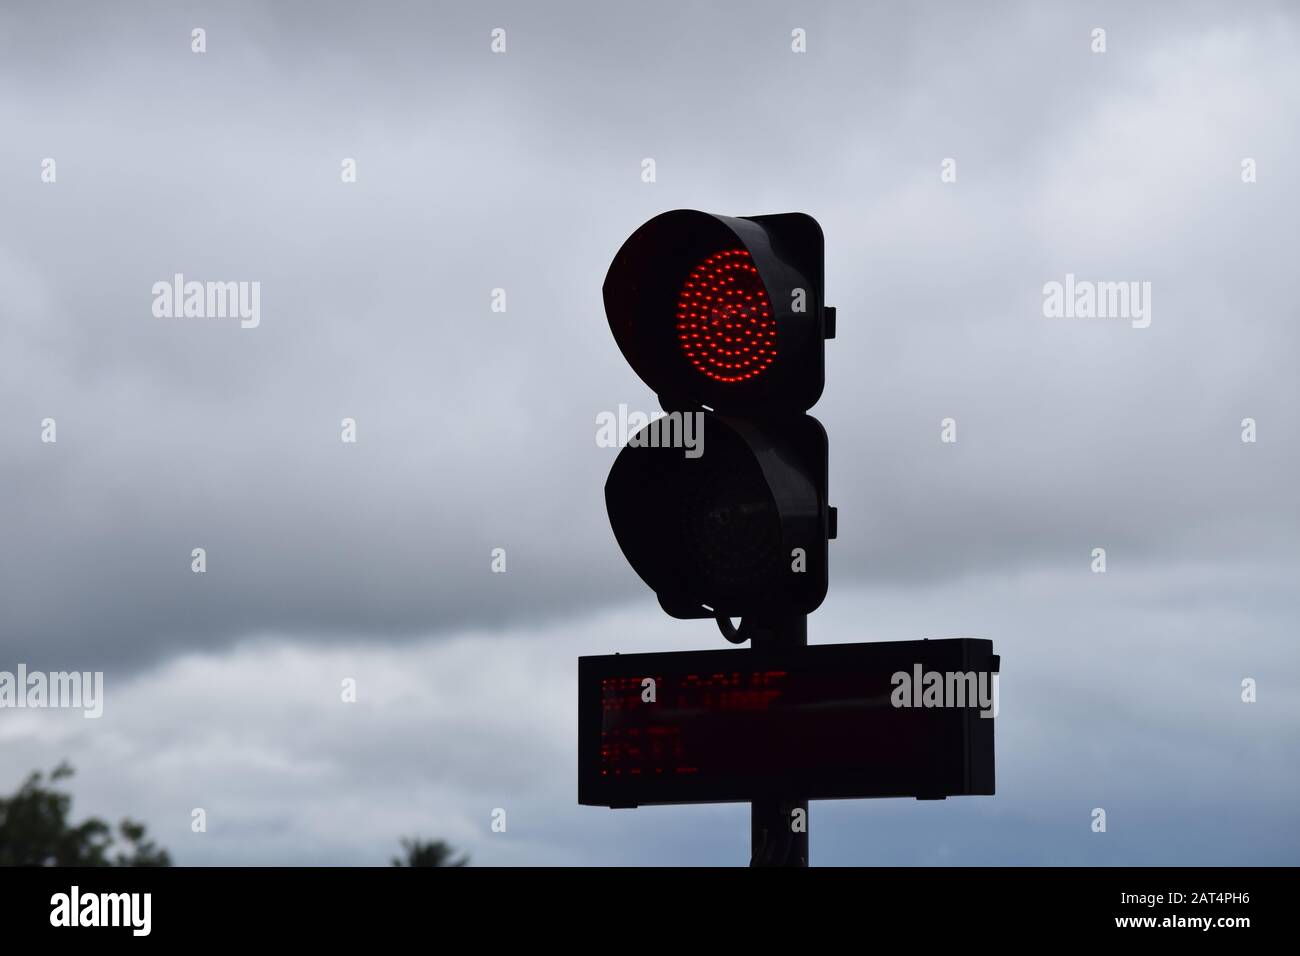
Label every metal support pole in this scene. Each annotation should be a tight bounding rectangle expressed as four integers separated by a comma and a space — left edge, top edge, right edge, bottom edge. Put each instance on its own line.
749, 614, 808, 867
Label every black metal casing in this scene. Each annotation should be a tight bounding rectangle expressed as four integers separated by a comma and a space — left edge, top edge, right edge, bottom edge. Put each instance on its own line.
602, 209, 834, 620
579, 639, 999, 808
603, 209, 827, 415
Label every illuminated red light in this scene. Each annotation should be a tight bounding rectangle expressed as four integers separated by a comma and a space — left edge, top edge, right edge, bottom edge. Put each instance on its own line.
675, 249, 776, 383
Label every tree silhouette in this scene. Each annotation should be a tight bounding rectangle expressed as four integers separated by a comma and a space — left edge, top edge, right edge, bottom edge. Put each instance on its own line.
0, 763, 171, 866
391, 837, 468, 867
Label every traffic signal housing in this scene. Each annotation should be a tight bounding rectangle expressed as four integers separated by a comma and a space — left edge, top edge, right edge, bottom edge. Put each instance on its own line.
602, 210, 835, 624
603, 209, 833, 416
605, 412, 830, 620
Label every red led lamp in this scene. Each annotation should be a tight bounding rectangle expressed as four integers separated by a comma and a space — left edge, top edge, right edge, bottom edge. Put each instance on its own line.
675, 249, 776, 383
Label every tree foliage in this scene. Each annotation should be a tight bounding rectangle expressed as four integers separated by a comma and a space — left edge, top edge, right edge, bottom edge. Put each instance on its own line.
391, 837, 468, 867
0, 763, 171, 866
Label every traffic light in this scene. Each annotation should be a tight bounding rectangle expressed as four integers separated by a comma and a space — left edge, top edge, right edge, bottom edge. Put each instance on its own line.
602, 210, 836, 630
593, 213, 997, 860
603, 210, 832, 414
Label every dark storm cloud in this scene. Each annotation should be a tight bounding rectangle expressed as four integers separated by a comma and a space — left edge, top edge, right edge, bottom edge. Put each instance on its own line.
1, 0, 1296, 674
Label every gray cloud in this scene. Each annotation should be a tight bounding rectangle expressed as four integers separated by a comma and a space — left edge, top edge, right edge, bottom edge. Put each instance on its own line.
3, 0, 1297, 668
2, 574, 1294, 865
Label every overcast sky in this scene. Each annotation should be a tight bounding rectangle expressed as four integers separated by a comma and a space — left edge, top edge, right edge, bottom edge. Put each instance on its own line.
1, 0, 1296, 865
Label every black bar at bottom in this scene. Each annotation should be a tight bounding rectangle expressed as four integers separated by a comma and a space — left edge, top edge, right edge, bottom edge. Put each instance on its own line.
0, 866, 1279, 942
